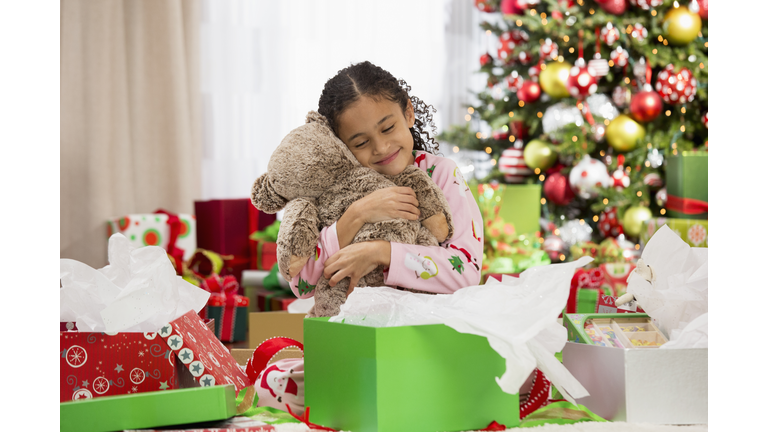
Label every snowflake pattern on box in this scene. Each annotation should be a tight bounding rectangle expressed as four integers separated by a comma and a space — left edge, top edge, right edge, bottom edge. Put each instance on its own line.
60, 331, 178, 402
107, 213, 197, 261
158, 310, 251, 393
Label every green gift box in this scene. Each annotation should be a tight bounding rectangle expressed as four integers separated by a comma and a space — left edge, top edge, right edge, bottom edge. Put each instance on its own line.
304, 317, 520, 432
206, 305, 249, 342
665, 152, 708, 219
472, 183, 542, 235
60, 385, 237, 432
640, 218, 708, 248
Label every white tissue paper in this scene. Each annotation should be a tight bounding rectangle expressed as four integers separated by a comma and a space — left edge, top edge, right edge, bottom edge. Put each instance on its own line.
626, 224, 708, 348
330, 256, 593, 405
60, 233, 210, 333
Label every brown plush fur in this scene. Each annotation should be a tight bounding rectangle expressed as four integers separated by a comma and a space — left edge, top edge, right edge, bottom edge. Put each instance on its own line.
251, 111, 453, 317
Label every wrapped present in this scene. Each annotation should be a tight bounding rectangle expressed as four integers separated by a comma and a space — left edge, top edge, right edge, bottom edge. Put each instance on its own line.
157, 310, 251, 392
253, 286, 294, 312
200, 274, 250, 342
570, 238, 639, 266
60, 385, 237, 432
665, 151, 708, 220
599, 262, 636, 296
640, 218, 708, 248
472, 183, 542, 235
564, 267, 615, 315
271, 294, 296, 311
60, 331, 180, 402
107, 210, 197, 270
304, 318, 520, 432
250, 220, 280, 270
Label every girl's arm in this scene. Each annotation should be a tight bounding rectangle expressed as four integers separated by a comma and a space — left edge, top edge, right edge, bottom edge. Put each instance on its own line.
383, 156, 484, 293
288, 223, 341, 299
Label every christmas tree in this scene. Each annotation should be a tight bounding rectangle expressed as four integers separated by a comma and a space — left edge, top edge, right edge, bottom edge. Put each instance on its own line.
441, 0, 707, 263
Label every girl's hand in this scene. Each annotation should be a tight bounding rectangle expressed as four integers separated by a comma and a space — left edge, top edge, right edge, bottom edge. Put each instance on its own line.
351, 187, 420, 224
323, 240, 391, 292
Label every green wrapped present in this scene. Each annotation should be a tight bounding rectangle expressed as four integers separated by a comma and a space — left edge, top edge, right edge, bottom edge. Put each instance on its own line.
640, 218, 708, 248
472, 183, 542, 236
665, 151, 708, 219
304, 317, 520, 432
60, 386, 237, 432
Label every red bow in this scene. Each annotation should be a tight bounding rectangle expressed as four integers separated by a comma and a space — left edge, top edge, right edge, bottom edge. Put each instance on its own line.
200, 274, 242, 340
155, 209, 186, 275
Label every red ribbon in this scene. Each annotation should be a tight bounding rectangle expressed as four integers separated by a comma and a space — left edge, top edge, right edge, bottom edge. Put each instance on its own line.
201, 274, 242, 341
245, 337, 304, 384
155, 209, 185, 275
666, 195, 708, 215
566, 268, 606, 314
520, 369, 552, 419
481, 420, 507, 431
286, 405, 337, 431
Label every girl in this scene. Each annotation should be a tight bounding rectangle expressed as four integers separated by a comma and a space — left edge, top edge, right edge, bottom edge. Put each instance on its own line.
288, 61, 483, 299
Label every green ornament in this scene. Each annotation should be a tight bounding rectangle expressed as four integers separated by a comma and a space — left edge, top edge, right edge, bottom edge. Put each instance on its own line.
523, 139, 557, 171
622, 206, 653, 237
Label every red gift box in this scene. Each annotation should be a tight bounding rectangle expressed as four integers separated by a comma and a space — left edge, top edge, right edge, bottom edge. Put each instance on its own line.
195, 198, 276, 284
158, 310, 251, 392
251, 241, 277, 271
60, 331, 179, 402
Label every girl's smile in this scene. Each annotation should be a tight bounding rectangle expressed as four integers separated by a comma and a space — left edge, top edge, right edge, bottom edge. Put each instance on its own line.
336, 96, 416, 176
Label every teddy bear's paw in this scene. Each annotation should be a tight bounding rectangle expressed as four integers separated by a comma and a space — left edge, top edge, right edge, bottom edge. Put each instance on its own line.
422, 213, 450, 243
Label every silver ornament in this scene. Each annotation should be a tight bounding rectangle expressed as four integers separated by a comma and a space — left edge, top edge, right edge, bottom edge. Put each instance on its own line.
585, 93, 619, 120
559, 220, 594, 249
647, 148, 664, 168
542, 102, 583, 134
655, 187, 668, 207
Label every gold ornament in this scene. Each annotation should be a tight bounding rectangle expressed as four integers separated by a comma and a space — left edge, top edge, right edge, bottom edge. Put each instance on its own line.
523, 139, 557, 170
539, 62, 573, 99
663, 6, 702, 45
605, 114, 645, 152
622, 206, 652, 237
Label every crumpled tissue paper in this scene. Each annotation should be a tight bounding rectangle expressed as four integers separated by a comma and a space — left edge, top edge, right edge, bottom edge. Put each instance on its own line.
330, 256, 593, 404
626, 224, 708, 348
60, 233, 210, 332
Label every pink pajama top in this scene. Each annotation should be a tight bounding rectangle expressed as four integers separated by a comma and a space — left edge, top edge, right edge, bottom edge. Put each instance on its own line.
289, 150, 484, 298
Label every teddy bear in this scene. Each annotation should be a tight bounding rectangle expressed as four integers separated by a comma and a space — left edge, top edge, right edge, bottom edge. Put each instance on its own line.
251, 111, 454, 317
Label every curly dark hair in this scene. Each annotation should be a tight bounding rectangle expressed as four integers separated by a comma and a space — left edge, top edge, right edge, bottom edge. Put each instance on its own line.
318, 61, 440, 154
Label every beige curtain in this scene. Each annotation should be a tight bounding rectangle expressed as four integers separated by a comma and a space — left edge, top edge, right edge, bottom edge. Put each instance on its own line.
61, 0, 201, 268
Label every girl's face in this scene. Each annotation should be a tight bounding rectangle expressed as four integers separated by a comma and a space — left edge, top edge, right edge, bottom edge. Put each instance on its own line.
336, 96, 416, 176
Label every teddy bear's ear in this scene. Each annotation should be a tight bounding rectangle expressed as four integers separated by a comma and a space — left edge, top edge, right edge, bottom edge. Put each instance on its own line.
251, 173, 288, 214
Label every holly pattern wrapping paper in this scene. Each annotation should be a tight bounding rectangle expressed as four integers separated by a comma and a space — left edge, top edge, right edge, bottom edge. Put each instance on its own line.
107, 213, 197, 261
60, 331, 178, 402
158, 310, 251, 393
641, 218, 708, 248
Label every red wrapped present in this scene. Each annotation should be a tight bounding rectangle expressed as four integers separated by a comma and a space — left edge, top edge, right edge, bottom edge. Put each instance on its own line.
599, 262, 636, 297
252, 241, 277, 271
158, 310, 251, 392
564, 267, 616, 315
271, 294, 296, 311
200, 274, 250, 342
60, 331, 179, 402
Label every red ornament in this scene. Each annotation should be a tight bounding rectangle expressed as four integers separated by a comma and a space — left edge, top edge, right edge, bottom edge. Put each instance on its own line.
528, 63, 543, 79
629, 90, 663, 122
493, 130, 510, 141
566, 59, 598, 98
655, 65, 698, 105
702, 111, 708, 128
480, 53, 493, 67
506, 71, 524, 91
697, 0, 708, 19
499, 147, 534, 183
628, 0, 663, 10
543, 172, 575, 206
598, 207, 624, 238
509, 121, 529, 140
611, 169, 630, 189
600, 23, 621, 46
629, 23, 648, 42
517, 51, 534, 64
540, 38, 559, 60
595, 0, 627, 15
518, 81, 541, 103
500, 0, 528, 15
474, 0, 497, 13
609, 46, 629, 67
498, 30, 529, 65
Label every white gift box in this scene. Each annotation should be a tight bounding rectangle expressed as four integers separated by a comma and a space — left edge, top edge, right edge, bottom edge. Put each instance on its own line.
562, 341, 707, 424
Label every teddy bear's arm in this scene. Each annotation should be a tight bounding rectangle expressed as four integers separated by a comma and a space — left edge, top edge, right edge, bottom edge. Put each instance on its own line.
276, 198, 321, 281
388, 165, 454, 244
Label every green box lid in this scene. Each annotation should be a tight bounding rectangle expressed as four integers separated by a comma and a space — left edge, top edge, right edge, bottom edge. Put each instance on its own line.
60, 385, 237, 432
304, 318, 519, 432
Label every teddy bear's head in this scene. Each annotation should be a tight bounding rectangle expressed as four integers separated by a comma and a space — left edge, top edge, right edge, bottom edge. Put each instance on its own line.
251, 111, 361, 213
